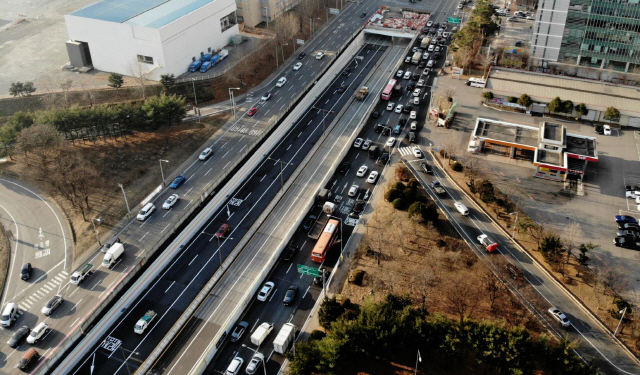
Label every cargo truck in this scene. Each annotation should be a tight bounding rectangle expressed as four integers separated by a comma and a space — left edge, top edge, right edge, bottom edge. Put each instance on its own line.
354, 86, 369, 100
102, 242, 124, 268
368, 145, 380, 159
209, 54, 220, 67
70, 263, 93, 285
251, 322, 274, 346
218, 49, 229, 60
134, 310, 157, 334
308, 202, 336, 239
273, 323, 297, 354
200, 61, 212, 73
188, 61, 202, 72
315, 188, 332, 207
411, 52, 421, 64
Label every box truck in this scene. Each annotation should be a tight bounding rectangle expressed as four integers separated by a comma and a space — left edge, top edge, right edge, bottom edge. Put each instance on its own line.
250, 322, 274, 346
273, 323, 297, 354
102, 242, 124, 268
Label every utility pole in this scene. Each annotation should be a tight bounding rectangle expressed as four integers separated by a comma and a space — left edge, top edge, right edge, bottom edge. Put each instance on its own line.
267, 157, 294, 191
229, 87, 240, 118
311, 106, 335, 132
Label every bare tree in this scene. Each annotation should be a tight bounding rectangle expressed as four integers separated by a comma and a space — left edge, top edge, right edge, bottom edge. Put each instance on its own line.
596, 262, 629, 300
49, 149, 101, 221
130, 61, 154, 99
60, 79, 73, 108
476, 52, 493, 77
16, 124, 66, 174
481, 269, 504, 310
275, 12, 301, 45
562, 222, 583, 266
444, 274, 482, 321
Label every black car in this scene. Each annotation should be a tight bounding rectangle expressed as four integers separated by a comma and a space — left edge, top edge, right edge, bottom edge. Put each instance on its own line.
313, 268, 325, 286
399, 118, 407, 125
302, 215, 317, 231
432, 22, 439, 28
412, 73, 420, 81
420, 162, 433, 174
594, 125, 604, 134
337, 85, 346, 93
360, 12, 367, 18
403, 105, 412, 113
283, 285, 298, 305
618, 222, 640, 231
297, 52, 306, 60
429, 27, 437, 34
371, 110, 380, 118
374, 123, 384, 133
7, 326, 30, 348
617, 230, 640, 238
283, 244, 299, 261
614, 237, 640, 249
379, 152, 390, 164
434, 51, 441, 59
515, 41, 523, 47
21, 263, 32, 281
338, 161, 350, 173
342, 68, 351, 76
351, 200, 366, 216
406, 83, 415, 91
418, 61, 426, 68
230, 321, 249, 342
382, 126, 391, 135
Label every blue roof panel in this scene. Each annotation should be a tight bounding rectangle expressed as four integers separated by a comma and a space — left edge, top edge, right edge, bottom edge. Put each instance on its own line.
127, 0, 214, 28
71, 0, 169, 23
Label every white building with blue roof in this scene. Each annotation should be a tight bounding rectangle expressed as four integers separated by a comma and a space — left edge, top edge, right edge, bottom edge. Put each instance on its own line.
65, 0, 239, 80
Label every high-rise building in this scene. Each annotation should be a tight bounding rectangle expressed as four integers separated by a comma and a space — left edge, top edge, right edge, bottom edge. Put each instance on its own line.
237, 0, 301, 27
530, 0, 640, 72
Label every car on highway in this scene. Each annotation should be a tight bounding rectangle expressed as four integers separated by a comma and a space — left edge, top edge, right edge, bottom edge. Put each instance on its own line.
199, 147, 213, 160
403, 104, 412, 113
230, 321, 249, 342
382, 126, 391, 136
302, 215, 317, 231
356, 165, 368, 177
170, 174, 187, 189
225, 356, 244, 375
603, 125, 611, 135
215, 223, 230, 238
410, 121, 418, 130
396, 70, 404, 78
261, 92, 272, 101
412, 73, 420, 81
245, 352, 265, 375
351, 200, 366, 216
353, 138, 364, 148
477, 234, 498, 252
548, 306, 571, 327
276, 77, 287, 87
417, 79, 425, 87
362, 139, 372, 150
27, 322, 50, 344
454, 202, 469, 216
338, 162, 350, 174
293, 62, 302, 71
367, 171, 379, 183
386, 102, 395, 111
163, 194, 179, 210
247, 107, 257, 116
314, 268, 325, 285
379, 152, 390, 164
405, 55, 412, 63
420, 162, 433, 174
395, 104, 403, 113
615, 215, 637, 224
413, 88, 422, 97
297, 52, 306, 60
374, 123, 384, 133
418, 61, 427, 68
371, 110, 380, 118
360, 12, 367, 18
385, 137, 396, 147
427, 44, 435, 52
443, 31, 451, 38
403, 71, 412, 80
7, 326, 29, 348
348, 184, 359, 197
41, 295, 63, 316
315, 51, 324, 60
137, 203, 155, 221
257, 281, 275, 301
337, 85, 346, 93
614, 236, 639, 249
410, 110, 417, 120
283, 244, 299, 261
283, 285, 298, 305
412, 146, 422, 158
21, 262, 32, 281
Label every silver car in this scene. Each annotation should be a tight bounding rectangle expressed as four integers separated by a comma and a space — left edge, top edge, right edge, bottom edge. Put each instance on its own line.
41, 295, 63, 316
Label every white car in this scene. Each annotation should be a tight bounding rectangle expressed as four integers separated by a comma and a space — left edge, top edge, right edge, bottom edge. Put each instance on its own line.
548, 306, 571, 327
435, 46, 441, 52
353, 138, 364, 148
356, 165, 368, 177
396, 70, 404, 78
366, 171, 379, 184
362, 139, 372, 150
427, 44, 435, 52
386, 137, 396, 147
225, 356, 244, 375
257, 281, 275, 301
245, 352, 265, 375
454, 202, 469, 216
410, 111, 417, 119
348, 184, 359, 197
163, 194, 179, 210
603, 125, 611, 135
410, 121, 417, 130
413, 88, 422, 97
395, 104, 404, 113
626, 190, 640, 199
293, 62, 303, 70
443, 31, 451, 38
417, 79, 425, 87
261, 92, 272, 101
405, 55, 412, 63
412, 146, 422, 158
403, 71, 412, 80
199, 147, 213, 161
27, 322, 49, 344
426, 20, 433, 27
315, 52, 324, 59
386, 102, 396, 111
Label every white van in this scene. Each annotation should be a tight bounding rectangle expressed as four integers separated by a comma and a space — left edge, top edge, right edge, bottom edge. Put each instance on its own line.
465, 77, 486, 88
1, 303, 18, 327
136, 203, 156, 221
454, 202, 470, 216
276, 77, 287, 87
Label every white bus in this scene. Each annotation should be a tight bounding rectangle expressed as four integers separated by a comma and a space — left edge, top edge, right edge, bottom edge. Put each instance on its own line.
465, 77, 486, 88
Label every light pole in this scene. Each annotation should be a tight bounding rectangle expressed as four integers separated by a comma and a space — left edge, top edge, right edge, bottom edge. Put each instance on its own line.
229, 87, 240, 118
191, 78, 198, 105
241, 344, 268, 375
614, 307, 628, 336
267, 157, 294, 191
414, 350, 422, 375
508, 212, 518, 239
311, 106, 334, 132
159, 159, 169, 186
281, 43, 288, 64
118, 183, 131, 215
217, 236, 233, 267
262, 7, 270, 28
91, 217, 102, 246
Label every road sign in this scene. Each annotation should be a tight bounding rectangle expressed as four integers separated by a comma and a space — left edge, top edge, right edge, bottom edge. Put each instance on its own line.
452, 67, 463, 76
296, 39, 305, 45
297, 264, 320, 277
448, 17, 461, 24
329, 8, 340, 15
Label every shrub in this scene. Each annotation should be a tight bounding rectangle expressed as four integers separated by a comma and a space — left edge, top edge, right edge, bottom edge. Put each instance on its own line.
416, 195, 428, 204
408, 178, 419, 190
604, 106, 620, 121
318, 296, 345, 329
392, 198, 407, 210
349, 270, 365, 285
385, 188, 401, 202
309, 330, 327, 341
482, 91, 494, 101
517, 94, 532, 107
478, 180, 496, 203
402, 187, 416, 203
547, 97, 562, 114
575, 103, 588, 117
507, 96, 518, 103
393, 181, 407, 191
452, 161, 463, 172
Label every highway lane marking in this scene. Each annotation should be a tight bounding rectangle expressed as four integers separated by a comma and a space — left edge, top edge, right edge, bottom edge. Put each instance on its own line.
239, 135, 245, 142
223, 161, 231, 169
251, 319, 259, 332
98, 281, 115, 298
71, 298, 83, 311
287, 144, 292, 150
139, 232, 149, 242
90, 281, 100, 291
160, 224, 171, 234
70, 317, 80, 328
188, 254, 199, 266
268, 289, 277, 302
260, 175, 266, 182
165, 281, 176, 293
302, 285, 311, 298
286, 264, 293, 274
163, 211, 171, 218
280, 104, 286, 110
298, 132, 303, 138
222, 149, 231, 158
204, 167, 213, 176
186, 187, 194, 195
325, 99, 330, 104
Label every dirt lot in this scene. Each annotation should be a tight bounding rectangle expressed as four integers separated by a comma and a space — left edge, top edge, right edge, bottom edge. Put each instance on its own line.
0, 115, 229, 259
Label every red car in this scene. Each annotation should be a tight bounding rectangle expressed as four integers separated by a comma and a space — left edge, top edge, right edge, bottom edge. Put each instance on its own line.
247, 107, 257, 116
215, 224, 230, 238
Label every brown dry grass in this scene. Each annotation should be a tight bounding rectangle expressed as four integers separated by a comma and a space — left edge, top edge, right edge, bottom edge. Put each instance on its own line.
0, 115, 229, 260
0, 223, 10, 297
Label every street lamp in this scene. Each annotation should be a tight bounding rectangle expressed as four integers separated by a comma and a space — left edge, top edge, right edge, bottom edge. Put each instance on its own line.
614, 307, 628, 336
216, 236, 233, 267
159, 159, 169, 186
508, 212, 518, 239
191, 78, 198, 105
281, 43, 288, 65
262, 7, 270, 28
91, 217, 102, 246
118, 183, 131, 216
267, 157, 294, 191
241, 344, 267, 375
311, 106, 334, 132
229, 87, 241, 119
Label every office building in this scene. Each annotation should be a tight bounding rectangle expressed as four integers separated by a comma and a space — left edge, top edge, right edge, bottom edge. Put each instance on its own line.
237, 0, 301, 27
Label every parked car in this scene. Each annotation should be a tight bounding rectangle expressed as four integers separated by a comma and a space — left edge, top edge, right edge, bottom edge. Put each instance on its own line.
230, 321, 249, 342
603, 125, 612, 135
7, 326, 30, 348
618, 222, 640, 231
615, 215, 637, 224
594, 125, 604, 134
283, 285, 298, 305
614, 236, 639, 249
163, 194, 179, 210
170, 174, 187, 189
26, 322, 50, 344
548, 306, 571, 327
215, 223, 230, 238
257, 281, 275, 301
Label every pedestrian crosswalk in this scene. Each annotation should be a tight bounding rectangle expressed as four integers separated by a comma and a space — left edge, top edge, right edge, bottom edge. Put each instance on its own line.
398, 146, 415, 156
17, 271, 69, 314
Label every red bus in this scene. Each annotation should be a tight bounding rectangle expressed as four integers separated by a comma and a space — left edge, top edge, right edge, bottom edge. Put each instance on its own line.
381, 79, 397, 100
311, 219, 340, 263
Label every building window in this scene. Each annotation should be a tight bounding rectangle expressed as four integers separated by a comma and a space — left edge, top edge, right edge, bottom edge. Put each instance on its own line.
220, 11, 237, 32
137, 55, 153, 64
